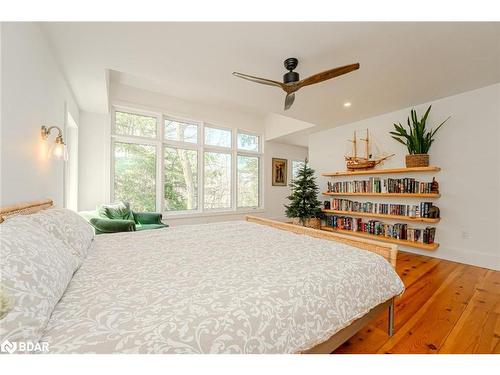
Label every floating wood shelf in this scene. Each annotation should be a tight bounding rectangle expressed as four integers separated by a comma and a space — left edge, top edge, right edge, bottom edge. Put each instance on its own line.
322, 192, 441, 198
322, 166, 441, 177
321, 226, 439, 250
321, 209, 440, 223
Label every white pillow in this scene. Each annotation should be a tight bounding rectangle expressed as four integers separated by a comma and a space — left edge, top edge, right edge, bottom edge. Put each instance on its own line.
28, 208, 95, 263
0, 216, 79, 344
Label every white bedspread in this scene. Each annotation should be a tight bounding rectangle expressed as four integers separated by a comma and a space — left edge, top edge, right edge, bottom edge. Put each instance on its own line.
41, 221, 404, 353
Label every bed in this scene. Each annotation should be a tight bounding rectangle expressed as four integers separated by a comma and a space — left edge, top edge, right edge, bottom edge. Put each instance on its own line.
0, 200, 404, 354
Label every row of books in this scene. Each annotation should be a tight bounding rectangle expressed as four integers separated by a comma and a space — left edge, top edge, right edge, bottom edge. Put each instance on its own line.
328, 198, 436, 218
324, 215, 437, 244
326, 177, 438, 194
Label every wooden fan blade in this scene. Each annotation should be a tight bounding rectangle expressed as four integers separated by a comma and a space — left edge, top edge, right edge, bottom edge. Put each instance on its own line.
284, 92, 295, 110
232, 72, 285, 90
297, 63, 360, 89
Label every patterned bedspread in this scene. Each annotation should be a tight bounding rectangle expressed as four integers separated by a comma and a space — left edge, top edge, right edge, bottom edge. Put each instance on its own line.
41, 221, 404, 353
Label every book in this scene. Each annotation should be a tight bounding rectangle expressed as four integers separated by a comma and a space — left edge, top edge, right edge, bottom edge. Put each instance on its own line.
324, 214, 436, 244
328, 198, 435, 219
327, 177, 438, 194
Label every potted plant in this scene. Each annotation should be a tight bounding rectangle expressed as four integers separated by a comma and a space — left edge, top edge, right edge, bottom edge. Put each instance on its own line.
390, 105, 450, 167
285, 159, 323, 229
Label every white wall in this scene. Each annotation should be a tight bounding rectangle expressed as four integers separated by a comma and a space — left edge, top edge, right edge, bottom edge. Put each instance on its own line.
0, 23, 79, 208
111, 83, 264, 134
78, 111, 110, 210
264, 113, 315, 141
264, 142, 308, 221
309, 84, 500, 270
78, 83, 308, 223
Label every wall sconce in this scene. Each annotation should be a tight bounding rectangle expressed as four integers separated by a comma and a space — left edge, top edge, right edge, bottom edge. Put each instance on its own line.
41, 126, 68, 160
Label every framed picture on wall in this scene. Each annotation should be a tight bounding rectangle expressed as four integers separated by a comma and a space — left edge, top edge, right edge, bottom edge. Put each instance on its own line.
272, 158, 288, 186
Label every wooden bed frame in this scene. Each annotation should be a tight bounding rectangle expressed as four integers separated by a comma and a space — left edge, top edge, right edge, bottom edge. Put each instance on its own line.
0, 199, 54, 223
0, 200, 398, 354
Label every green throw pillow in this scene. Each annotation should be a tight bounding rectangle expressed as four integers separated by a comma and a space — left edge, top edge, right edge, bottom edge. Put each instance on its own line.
99, 202, 134, 221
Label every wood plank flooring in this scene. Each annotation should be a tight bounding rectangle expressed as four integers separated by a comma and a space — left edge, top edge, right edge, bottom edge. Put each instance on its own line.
334, 252, 500, 354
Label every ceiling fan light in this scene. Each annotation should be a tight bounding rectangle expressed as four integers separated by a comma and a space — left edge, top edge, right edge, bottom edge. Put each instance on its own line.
344, 102, 352, 108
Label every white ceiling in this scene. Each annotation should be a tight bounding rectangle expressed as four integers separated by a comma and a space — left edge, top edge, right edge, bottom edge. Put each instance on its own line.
42, 22, 500, 134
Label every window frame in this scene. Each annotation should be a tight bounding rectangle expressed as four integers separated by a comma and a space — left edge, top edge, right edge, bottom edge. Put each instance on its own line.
163, 145, 200, 213
111, 139, 159, 212
236, 153, 261, 209
113, 108, 159, 139
164, 115, 200, 145
236, 130, 261, 153
203, 149, 233, 211
204, 123, 233, 149
110, 105, 263, 218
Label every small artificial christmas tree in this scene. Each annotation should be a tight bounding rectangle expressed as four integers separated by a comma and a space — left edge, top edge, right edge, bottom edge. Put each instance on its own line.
285, 159, 323, 226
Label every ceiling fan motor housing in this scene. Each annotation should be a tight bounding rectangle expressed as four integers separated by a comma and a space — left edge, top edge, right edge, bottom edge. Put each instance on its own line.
283, 71, 299, 84
283, 57, 300, 84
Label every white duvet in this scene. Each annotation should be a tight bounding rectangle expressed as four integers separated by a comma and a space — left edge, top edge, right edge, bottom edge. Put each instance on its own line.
40, 221, 404, 353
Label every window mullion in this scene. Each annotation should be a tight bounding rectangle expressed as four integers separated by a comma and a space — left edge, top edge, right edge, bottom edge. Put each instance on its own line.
232, 150, 237, 211
259, 155, 262, 208
157, 115, 164, 212
199, 123, 205, 213
110, 138, 116, 203
203, 145, 232, 153
112, 134, 158, 146
163, 139, 198, 150
232, 129, 237, 211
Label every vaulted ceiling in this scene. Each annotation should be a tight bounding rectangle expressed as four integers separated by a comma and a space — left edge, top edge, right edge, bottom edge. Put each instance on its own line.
42, 22, 500, 130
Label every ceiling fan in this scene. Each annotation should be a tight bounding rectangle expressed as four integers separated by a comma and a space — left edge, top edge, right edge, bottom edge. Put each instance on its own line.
232, 58, 360, 110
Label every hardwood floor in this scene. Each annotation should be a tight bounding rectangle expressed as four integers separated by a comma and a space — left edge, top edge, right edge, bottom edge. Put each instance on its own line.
334, 251, 500, 354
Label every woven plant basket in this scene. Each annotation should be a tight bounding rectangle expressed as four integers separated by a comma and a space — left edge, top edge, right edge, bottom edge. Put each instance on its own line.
292, 217, 321, 230
405, 154, 429, 168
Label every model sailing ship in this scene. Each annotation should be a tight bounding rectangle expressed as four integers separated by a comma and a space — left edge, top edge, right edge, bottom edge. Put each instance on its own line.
345, 129, 394, 170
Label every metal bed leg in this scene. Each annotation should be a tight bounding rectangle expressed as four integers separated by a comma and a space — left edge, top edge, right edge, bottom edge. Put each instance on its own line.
388, 298, 394, 337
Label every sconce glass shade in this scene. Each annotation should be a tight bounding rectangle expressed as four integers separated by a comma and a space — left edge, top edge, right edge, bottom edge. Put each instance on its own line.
48, 136, 68, 160
41, 126, 68, 161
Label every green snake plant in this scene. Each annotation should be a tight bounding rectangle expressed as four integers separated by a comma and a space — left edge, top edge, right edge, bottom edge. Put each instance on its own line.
390, 105, 450, 154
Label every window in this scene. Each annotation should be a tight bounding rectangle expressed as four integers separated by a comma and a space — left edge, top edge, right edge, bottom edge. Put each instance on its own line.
205, 126, 231, 148
237, 155, 259, 208
164, 147, 198, 211
113, 141, 156, 211
204, 152, 232, 209
115, 111, 156, 138
111, 107, 262, 215
237, 131, 259, 152
292, 160, 305, 180
164, 119, 198, 143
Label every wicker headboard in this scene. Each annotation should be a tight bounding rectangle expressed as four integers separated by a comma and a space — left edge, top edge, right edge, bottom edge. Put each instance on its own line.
0, 199, 53, 223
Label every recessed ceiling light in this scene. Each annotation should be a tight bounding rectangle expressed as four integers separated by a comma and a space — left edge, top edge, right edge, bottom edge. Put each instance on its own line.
343, 102, 352, 108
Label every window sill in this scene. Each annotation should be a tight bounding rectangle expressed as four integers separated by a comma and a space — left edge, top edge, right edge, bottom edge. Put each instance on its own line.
162, 208, 265, 220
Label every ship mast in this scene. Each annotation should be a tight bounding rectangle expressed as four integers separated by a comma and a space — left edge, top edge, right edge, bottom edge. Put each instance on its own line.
348, 131, 357, 158
365, 129, 369, 159
359, 129, 370, 160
